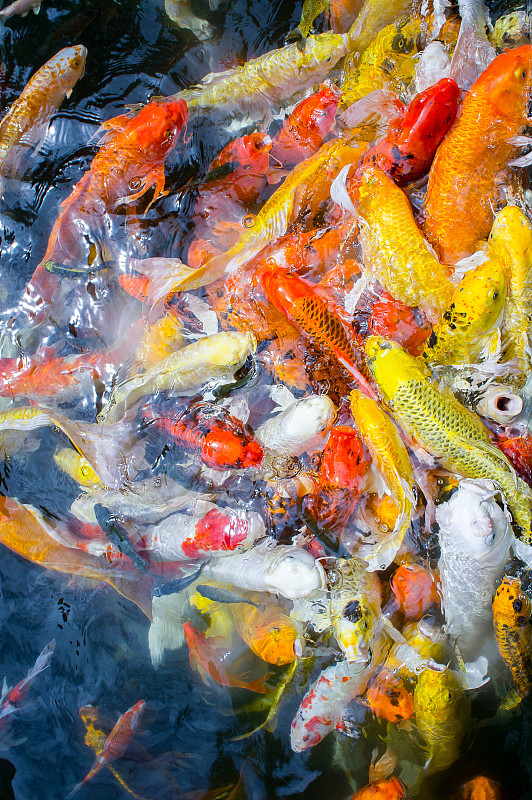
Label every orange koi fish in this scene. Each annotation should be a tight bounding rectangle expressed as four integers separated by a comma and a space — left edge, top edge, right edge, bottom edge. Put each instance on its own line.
209, 131, 272, 173
270, 84, 341, 166
423, 46, 532, 264
183, 622, 270, 693
358, 78, 460, 186
351, 777, 409, 799
66, 700, 146, 798
493, 577, 532, 709
231, 603, 300, 666
0, 495, 153, 619
367, 290, 430, 355
260, 266, 375, 397
0, 639, 54, 744
456, 777, 502, 800
389, 562, 440, 620
24, 98, 188, 311
495, 433, 532, 489
363, 668, 414, 723
143, 401, 263, 470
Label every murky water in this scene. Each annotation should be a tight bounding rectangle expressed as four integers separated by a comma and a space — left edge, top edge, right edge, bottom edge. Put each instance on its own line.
0, 1, 532, 799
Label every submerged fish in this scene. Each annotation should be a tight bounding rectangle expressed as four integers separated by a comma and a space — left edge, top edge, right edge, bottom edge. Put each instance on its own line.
365, 336, 532, 540
351, 777, 409, 799
0, 640, 55, 745
255, 394, 336, 458
493, 576, 532, 709
0, 46, 86, 185
0, 0, 43, 21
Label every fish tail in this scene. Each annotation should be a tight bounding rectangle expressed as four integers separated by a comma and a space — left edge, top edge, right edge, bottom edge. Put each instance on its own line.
65, 781, 83, 800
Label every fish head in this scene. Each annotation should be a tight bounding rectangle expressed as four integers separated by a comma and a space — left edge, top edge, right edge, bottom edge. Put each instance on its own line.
285, 395, 337, 440
415, 666, 463, 712
246, 615, 299, 665
365, 335, 426, 400
474, 44, 532, 122
54, 45, 87, 88
266, 548, 326, 598
336, 599, 376, 660
318, 425, 367, 490
450, 260, 506, 337
127, 98, 189, 159
490, 205, 532, 263
493, 576, 532, 624
300, 33, 348, 75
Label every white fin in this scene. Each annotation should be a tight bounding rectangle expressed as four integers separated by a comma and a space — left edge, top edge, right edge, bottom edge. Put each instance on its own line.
269, 383, 298, 411
509, 151, 532, 168
463, 655, 490, 689
184, 293, 219, 335
330, 164, 358, 218
340, 89, 401, 131
149, 592, 188, 667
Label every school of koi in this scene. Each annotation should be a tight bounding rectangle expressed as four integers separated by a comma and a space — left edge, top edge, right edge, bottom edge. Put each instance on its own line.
0, 0, 532, 796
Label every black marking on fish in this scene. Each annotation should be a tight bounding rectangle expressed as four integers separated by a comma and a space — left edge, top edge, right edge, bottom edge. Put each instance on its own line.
94, 503, 150, 574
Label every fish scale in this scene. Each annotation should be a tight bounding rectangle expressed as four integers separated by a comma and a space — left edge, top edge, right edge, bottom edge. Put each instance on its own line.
493, 577, 532, 706
366, 336, 532, 538
297, 295, 358, 362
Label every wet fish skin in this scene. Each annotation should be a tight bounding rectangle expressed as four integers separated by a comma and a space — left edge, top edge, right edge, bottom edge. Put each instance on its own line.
366, 335, 532, 539
286, 0, 330, 44
0, 0, 43, 24
493, 576, 532, 708
351, 777, 408, 799
423, 45, 532, 264
54, 448, 104, 489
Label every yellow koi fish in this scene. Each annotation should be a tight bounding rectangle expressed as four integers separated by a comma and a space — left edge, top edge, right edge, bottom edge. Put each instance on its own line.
487, 205, 532, 376
346, 0, 414, 56
350, 388, 416, 570
493, 576, 532, 709
53, 448, 105, 490
365, 336, 532, 539
357, 167, 454, 323
0, 46, 86, 184
422, 256, 507, 366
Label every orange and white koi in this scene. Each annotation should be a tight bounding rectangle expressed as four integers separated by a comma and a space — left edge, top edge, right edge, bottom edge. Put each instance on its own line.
270, 84, 341, 166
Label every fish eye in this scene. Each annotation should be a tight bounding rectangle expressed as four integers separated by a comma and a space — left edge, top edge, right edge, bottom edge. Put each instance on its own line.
485, 531, 495, 544
447, 691, 453, 701
514, 67, 528, 80
513, 599, 523, 612
490, 290, 499, 301
129, 177, 142, 190
71, 58, 80, 68
269, 626, 281, 634
164, 129, 173, 138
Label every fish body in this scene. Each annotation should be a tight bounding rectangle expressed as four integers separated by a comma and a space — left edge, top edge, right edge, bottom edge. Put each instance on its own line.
365, 336, 532, 539
0, 0, 42, 20
358, 78, 460, 186
0, 46, 86, 182
164, 0, 214, 41
291, 656, 375, 751
203, 540, 326, 599
413, 666, 471, 773
144, 401, 263, 470
389, 563, 440, 621
351, 777, 408, 798
142, 507, 265, 561
493, 576, 532, 707
270, 84, 340, 166
67, 700, 146, 798
342, 17, 421, 106
260, 266, 374, 394
231, 603, 299, 665
286, 0, 329, 43
101, 331, 257, 423
423, 46, 532, 264
422, 255, 507, 365
177, 33, 348, 115
488, 205, 532, 375
367, 291, 429, 354
350, 388, 416, 570
255, 394, 336, 457
0, 640, 55, 741
53, 448, 104, 489
346, 0, 413, 55
436, 479, 512, 658
357, 167, 454, 322
456, 777, 502, 799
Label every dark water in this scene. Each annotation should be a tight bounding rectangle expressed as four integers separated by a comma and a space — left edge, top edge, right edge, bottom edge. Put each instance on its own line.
0, 1, 531, 799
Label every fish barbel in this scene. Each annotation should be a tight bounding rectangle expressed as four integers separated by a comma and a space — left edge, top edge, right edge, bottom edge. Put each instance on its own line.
350, 389, 416, 570
413, 666, 471, 773
365, 336, 532, 539
487, 205, 532, 376
422, 255, 507, 366
0, 45, 85, 183
100, 331, 257, 423
356, 166, 454, 323
493, 576, 532, 708
423, 45, 532, 264
173, 33, 348, 116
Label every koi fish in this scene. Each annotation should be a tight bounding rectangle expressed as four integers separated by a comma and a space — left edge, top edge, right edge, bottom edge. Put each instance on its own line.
356, 167, 454, 323
346, 0, 414, 55
363, 668, 413, 723
423, 46, 532, 264
0, 0, 43, 21
341, 17, 421, 107
456, 777, 502, 799
133, 313, 185, 369
0, 46, 86, 184
493, 576, 532, 709
0, 495, 153, 619
141, 506, 265, 561
365, 336, 532, 540
53, 448, 105, 490
201, 539, 326, 599
286, 0, 329, 42
66, 700, 146, 798
183, 622, 270, 693
174, 33, 348, 116
357, 78, 460, 186
143, 401, 263, 470
436, 479, 512, 659
23, 97, 188, 312
270, 84, 340, 166
389, 562, 440, 621
422, 255, 507, 366
497, 434, 532, 488
350, 388, 416, 570
100, 331, 256, 423
260, 266, 375, 395
367, 291, 429, 354
351, 777, 409, 799
487, 205, 532, 375
255, 394, 336, 458
0, 639, 54, 744
413, 666, 471, 773
231, 603, 300, 666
